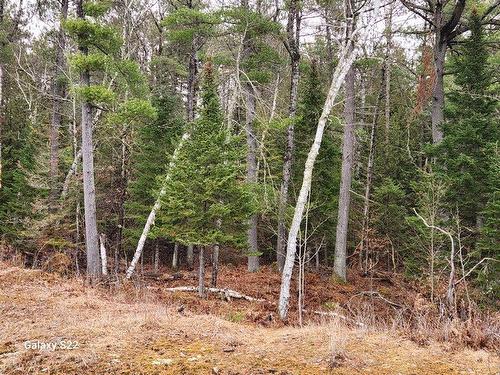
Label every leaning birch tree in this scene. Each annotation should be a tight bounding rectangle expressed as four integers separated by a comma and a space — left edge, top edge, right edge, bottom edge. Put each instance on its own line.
278, 1, 360, 319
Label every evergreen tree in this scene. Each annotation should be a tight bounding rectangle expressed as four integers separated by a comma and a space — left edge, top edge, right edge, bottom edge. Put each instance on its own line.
293, 61, 341, 260
126, 91, 185, 245
158, 61, 254, 248
438, 10, 498, 227
476, 146, 500, 302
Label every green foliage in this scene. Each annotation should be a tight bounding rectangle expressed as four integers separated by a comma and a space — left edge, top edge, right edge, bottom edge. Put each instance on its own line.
157, 62, 254, 247
438, 11, 498, 226
76, 85, 115, 106
126, 91, 186, 244
0, 91, 37, 239
64, 18, 121, 55
108, 99, 157, 126
162, 7, 219, 45
372, 178, 407, 245
83, 0, 112, 17
293, 62, 341, 247
476, 147, 500, 302
70, 52, 109, 72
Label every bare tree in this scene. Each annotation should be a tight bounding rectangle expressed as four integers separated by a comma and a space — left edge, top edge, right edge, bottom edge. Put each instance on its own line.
277, 0, 301, 272
333, 0, 358, 281
278, 21, 358, 319
77, 0, 100, 282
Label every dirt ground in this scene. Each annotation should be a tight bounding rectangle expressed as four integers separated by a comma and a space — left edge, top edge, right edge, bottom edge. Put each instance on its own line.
0, 263, 499, 374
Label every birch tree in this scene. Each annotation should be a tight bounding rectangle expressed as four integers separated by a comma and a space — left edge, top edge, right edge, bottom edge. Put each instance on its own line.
278, 10, 359, 319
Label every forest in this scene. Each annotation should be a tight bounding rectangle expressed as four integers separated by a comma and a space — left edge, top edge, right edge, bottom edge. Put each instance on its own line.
0, 0, 499, 373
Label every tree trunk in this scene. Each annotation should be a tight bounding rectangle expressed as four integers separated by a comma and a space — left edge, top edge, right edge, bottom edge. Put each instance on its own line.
172, 242, 179, 270
333, 63, 356, 281
99, 233, 107, 276
154, 242, 160, 273
360, 67, 385, 272
384, 3, 393, 145
278, 42, 357, 320
198, 246, 205, 297
187, 244, 194, 270
187, 46, 197, 122
126, 130, 191, 279
0, 0, 5, 191
431, 40, 446, 144
211, 244, 219, 287
244, 82, 259, 272
277, 0, 301, 272
48, 0, 68, 210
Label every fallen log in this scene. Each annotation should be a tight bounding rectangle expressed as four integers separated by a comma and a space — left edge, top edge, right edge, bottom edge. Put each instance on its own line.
164, 286, 265, 302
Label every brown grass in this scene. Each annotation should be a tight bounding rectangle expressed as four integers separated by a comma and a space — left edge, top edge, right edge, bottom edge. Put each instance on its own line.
0, 263, 499, 374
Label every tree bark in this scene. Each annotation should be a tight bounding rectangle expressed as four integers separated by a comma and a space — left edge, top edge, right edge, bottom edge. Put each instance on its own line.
172, 242, 179, 270
198, 246, 205, 297
360, 67, 385, 272
278, 41, 357, 320
431, 39, 446, 144
99, 233, 107, 276
48, 0, 68, 210
0, 0, 5, 190
187, 244, 194, 270
154, 242, 160, 273
245, 86, 259, 272
77, 0, 100, 283
211, 244, 219, 287
333, 64, 356, 281
277, 0, 301, 272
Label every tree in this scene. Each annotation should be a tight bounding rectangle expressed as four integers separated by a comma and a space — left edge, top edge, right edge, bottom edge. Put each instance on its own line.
65, 0, 146, 281
400, 0, 499, 144
48, 0, 69, 210
277, 0, 301, 272
333, 0, 357, 281
278, 20, 358, 319
438, 10, 498, 227
157, 61, 254, 289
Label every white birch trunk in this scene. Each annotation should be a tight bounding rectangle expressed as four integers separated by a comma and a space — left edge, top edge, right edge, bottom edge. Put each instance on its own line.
99, 233, 107, 276
60, 149, 82, 199
125, 131, 191, 279
278, 45, 357, 320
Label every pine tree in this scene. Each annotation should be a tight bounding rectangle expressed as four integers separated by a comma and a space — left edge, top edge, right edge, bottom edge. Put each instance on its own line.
158, 61, 254, 250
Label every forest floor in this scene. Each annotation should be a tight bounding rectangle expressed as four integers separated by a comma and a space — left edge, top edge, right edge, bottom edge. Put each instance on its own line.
0, 262, 499, 374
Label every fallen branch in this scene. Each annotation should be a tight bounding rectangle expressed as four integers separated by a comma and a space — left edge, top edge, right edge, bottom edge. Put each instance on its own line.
164, 286, 265, 302
354, 291, 404, 308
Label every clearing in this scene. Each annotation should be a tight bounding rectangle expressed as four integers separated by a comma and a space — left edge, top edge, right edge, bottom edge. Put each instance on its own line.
0, 264, 498, 374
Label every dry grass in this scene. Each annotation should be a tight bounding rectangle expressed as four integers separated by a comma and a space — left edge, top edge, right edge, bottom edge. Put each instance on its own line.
0, 263, 499, 374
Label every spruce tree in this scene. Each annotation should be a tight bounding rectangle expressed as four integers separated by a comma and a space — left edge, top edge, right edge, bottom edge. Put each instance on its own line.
438, 10, 498, 227
158, 61, 254, 249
